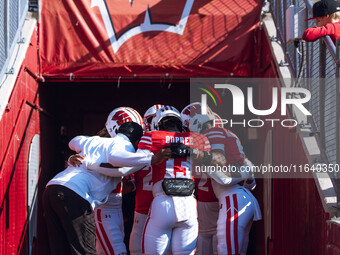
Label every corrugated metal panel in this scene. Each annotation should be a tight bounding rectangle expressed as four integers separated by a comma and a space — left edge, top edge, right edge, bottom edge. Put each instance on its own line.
0, 0, 6, 75
0, 29, 39, 254
9, 0, 18, 45
324, 58, 337, 164
0, 0, 28, 86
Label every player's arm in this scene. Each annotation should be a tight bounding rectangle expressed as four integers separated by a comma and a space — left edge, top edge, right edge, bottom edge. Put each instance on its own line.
107, 147, 171, 167
107, 147, 153, 167
192, 148, 251, 186
137, 132, 173, 165
242, 158, 257, 190
85, 148, 170, 177
67, 156, 144, 176
68, 133, 156, 168
67, 136, 90, 167
88, 164, 146, 177
163, 139, 250, 185
68, 135, 89, 153
84, 148, 152, 176
106, 132, 171, 167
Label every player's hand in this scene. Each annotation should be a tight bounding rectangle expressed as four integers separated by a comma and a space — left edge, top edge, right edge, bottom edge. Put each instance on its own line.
167, 143, 190, 158
68, 154, 86, 167
122, 179, 136, 194
151, 148, 172, 165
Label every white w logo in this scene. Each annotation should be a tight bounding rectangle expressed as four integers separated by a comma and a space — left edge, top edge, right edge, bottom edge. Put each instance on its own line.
91, 0, 194, 53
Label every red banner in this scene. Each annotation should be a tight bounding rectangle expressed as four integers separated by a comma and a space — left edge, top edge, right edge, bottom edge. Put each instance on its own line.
40, 0, 262, 80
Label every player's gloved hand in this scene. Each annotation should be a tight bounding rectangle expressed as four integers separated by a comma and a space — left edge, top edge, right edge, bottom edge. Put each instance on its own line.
122, 178, 136, 194
167, 143, 191, 158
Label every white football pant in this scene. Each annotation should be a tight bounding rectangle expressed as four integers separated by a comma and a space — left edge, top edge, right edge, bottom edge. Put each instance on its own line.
216, 191, 255, 255
95, 206, 127, 255
142, 195, 198, 255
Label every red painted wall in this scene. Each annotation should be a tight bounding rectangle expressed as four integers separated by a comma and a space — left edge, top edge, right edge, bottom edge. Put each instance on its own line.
0, 30, 40, 254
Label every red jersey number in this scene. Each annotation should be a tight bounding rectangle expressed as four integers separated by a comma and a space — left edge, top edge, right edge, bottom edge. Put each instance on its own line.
197, 174, 210, 192
142, 167, 153, 191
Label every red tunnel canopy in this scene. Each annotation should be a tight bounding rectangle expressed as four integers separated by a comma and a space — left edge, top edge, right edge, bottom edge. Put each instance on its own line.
40, 0, 262, 80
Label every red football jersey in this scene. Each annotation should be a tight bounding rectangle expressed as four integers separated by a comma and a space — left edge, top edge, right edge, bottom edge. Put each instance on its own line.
194, 173, 218, 202
202, 127, 245, 166
138, 131, 210, 184
134, 166, 153, 214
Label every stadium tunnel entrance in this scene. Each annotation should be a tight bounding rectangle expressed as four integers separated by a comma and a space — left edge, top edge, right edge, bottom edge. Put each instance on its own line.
34, 11, 290, 252
37, 80, 263, 254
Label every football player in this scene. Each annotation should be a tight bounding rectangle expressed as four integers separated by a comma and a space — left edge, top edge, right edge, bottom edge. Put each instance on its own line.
129, 104, 164, 255
67, 107, 168, 255
189, 114, 261, 255
94, 107, 143, 255
139, 106, 210, 255
181, 103, 218, 255
43, 118, 170, 255
194, 166, 219, 255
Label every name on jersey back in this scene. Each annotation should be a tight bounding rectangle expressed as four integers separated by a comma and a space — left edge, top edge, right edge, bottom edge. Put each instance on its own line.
165, 136, 193, 145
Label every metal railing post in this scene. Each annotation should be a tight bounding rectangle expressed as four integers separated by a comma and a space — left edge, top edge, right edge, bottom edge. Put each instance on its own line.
336, 38, 340, 211
319, 40, 326, 152
283, 0, 287, 49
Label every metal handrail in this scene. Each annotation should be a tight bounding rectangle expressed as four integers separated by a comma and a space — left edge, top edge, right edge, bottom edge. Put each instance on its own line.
325, 36, 337, 61
304, 0, 313, 10
336, 38, 340, 211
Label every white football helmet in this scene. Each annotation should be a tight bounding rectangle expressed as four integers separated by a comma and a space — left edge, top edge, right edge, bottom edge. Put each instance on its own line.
143, 104, 164, 132
188, 113, 215, 133
105, 107, 144, 138
151, 105, 182, 131
181, 102, 213, 131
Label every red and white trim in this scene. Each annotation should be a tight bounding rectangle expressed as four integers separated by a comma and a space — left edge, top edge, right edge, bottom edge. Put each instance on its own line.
141, 210, 151, 254
95, 209, 115, 255
225, 194, 239, 254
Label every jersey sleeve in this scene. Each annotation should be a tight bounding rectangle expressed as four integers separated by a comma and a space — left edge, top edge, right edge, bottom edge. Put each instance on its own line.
204, 128, 245, 165
138, 132, 153, 151
191, 133, 211, 151
107, 146, 152, 168
204, 129, 227, 150
68, 135, 89, 153
87, 163, 145, 177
